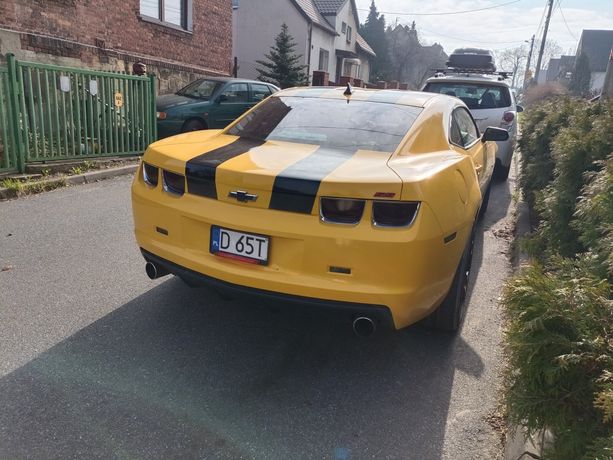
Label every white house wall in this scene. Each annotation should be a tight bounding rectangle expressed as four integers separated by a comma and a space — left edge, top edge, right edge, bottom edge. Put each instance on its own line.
309, 25, 336, 78
233, 1, 309, 80
320, 1, 370, 83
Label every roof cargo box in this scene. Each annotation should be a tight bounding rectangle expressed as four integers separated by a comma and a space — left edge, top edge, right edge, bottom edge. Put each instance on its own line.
447, 48, 496, 72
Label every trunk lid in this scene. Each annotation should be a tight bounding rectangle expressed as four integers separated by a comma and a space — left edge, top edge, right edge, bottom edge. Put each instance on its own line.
184, 135, 402, 213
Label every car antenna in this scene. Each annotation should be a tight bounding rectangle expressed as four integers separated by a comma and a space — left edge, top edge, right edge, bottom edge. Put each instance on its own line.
343, 83, 352, 103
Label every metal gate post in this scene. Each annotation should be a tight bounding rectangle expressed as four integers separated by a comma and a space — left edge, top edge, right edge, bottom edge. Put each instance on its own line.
6, 53, 25, 173
148, 73, 157, 145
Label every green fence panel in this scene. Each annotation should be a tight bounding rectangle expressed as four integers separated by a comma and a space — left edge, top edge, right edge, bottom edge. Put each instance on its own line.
0, 68, 19, 173
1, 56, 156, 171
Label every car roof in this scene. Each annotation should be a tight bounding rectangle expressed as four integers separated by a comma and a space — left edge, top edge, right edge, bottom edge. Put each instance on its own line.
275, 86, 439, 108
425, 74, 511, 88
197, 76, 278, 86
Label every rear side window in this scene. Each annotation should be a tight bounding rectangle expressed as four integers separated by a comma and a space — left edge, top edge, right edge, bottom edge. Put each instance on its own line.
220, 83, 250, 103
451, 108, 479, 148
424, 82, 511, 109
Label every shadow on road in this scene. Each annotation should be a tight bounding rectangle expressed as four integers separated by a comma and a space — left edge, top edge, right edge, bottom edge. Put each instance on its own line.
0, 277, 485, 459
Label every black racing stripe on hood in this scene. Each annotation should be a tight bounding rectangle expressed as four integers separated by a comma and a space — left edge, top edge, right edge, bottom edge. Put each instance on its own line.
269, 147, 358, 214
185, 137, 265, 199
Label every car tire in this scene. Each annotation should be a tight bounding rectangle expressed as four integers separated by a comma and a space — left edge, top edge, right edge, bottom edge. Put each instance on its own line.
182, 119, 207, 133
494, 161, 511, 181
427, 225, 475, 332
478, 181, 492, 221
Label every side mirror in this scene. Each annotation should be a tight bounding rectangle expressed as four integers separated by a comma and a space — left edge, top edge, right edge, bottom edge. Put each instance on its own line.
216, 94, 228, 104
516, 105, 524, 113
482, 126, 510, 142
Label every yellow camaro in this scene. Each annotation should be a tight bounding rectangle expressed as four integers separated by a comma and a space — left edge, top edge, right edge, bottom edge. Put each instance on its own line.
132, 86, 508, 335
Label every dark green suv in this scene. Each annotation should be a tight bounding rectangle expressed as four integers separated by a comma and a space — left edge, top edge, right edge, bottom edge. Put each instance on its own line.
156, 77, 279, 139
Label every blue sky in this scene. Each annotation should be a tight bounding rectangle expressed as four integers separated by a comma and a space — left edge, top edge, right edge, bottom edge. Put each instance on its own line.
355, 0, 613, 57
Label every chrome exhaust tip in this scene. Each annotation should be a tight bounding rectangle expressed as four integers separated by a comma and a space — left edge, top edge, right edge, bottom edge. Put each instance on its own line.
352, 316, 376, 338
145, 261, 169, 280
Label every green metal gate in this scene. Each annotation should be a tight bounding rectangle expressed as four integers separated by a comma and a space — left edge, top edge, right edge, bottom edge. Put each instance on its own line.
0, 67, 19, 172
0, 54, 157, 174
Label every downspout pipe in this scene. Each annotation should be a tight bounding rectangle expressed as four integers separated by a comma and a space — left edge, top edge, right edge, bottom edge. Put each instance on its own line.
307, 22, 312, 84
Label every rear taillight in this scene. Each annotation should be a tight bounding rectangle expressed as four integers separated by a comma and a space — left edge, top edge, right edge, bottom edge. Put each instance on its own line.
163, 170, 185, 196
502, 111, 515, 123
372, 201, 419, 227
143, 163, 159, 187
320, 197, 365, 224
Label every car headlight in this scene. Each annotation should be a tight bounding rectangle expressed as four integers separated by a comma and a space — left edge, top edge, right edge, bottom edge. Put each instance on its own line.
157, 111, 167, 120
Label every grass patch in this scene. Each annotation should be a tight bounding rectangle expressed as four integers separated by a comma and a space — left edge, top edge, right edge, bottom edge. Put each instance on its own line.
1, 176, 67, 198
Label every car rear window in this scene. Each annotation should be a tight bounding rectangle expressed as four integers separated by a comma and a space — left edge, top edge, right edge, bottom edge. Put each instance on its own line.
424, 82, 511, 109
226, 96, 422, 153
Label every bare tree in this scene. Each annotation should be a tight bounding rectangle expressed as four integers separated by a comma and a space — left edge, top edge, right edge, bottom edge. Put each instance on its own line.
534, 39, 563, 72
497, 45, 528, 88
386, 22, 447, 88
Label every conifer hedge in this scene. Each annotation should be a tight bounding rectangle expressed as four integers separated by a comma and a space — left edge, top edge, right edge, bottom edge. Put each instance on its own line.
505, 97, 612, 459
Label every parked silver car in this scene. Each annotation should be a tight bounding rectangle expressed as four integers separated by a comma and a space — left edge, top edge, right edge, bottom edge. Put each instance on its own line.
423, 73, 523, 180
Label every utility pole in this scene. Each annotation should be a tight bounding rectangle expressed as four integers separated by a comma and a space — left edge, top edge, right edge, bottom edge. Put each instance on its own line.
534, 0, 554, 83
523, 35, 535, 89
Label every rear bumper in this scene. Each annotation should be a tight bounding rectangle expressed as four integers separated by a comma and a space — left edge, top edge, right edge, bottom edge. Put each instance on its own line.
132, 166, 472, 329
141, 248, 395, 328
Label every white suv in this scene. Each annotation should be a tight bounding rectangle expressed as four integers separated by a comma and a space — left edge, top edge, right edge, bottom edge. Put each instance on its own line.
423, 73, 523, 180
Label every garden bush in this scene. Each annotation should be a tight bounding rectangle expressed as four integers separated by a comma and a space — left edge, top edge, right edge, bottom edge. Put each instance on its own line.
534, 101, 613, 258
505, 97, 613, 459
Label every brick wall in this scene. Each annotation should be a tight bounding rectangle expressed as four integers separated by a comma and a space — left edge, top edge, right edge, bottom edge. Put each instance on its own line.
0, 0, 232, 93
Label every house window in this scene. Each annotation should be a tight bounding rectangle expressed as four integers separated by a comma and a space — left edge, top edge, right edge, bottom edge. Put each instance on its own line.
343, 60, 352, 77
318, 49, 329, 72
341, 22, 347, 34
346, 25, 352, 43
140, 0, 192, 30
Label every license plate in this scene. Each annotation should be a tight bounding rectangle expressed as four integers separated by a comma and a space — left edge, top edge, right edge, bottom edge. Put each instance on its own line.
210, 226, 269, 265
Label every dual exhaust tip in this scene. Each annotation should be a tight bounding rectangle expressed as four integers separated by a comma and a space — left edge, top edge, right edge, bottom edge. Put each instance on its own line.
145, 262, 377, 337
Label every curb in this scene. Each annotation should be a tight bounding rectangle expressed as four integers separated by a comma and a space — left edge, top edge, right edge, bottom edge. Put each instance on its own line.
504, 162, 544, 460
0, 164, 138, 200
64, 164, 138, 185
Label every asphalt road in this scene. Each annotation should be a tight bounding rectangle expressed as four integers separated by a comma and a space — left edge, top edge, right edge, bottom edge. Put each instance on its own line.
0, 169, 517, 460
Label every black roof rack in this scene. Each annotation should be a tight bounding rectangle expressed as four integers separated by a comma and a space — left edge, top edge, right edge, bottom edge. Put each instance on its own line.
431, 68, 513, 80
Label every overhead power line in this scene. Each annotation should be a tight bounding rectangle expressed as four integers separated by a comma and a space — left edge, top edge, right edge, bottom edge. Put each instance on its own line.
557, 1, 578, 40
418, 27, 527, 45
356, 0, 521, 17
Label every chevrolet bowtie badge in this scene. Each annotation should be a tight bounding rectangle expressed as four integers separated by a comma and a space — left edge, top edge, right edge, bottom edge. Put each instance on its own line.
229, 190, 258, 202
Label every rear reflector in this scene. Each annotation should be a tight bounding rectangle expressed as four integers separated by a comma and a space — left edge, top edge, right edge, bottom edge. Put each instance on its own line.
372, 201, 419, 227
163, 170, 185, 196
320, 197, 365, 225
143, 163, 159, 187
502, 111, 515, 123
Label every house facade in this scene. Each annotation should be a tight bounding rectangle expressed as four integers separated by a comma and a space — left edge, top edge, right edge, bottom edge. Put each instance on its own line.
232, 0, 375, 85
0, 0, 232, 94
542, 55, 575, 85
575, 29, 613, 93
